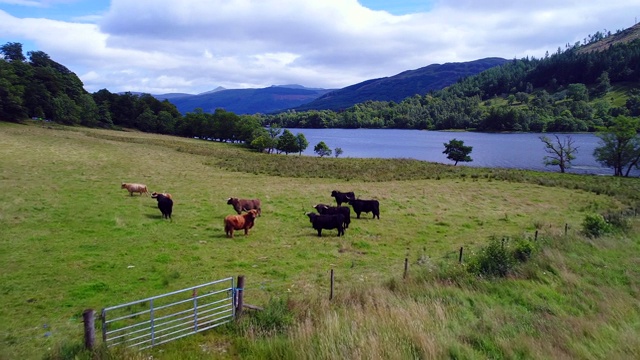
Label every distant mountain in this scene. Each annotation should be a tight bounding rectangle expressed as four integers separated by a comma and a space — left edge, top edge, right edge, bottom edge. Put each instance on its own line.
293, 57, 509, 111
156, 92, 196, 100
153, 58, 507, 115
154, 85, 332, 115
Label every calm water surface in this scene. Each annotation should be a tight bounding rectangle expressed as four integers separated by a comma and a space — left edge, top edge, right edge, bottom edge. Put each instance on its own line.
287, 128, 634, 176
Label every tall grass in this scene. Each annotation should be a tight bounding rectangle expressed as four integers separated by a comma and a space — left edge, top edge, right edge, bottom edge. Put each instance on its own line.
1, 121, 639, 359
235, 229, 640, 359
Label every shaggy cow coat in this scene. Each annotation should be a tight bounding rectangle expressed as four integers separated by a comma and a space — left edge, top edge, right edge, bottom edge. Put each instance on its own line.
121, 182, 149, 196
224, 209, 258, 238
227, 197, 262, 216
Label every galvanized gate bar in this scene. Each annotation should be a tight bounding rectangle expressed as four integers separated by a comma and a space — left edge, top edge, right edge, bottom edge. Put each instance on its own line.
102, 277, 235, 349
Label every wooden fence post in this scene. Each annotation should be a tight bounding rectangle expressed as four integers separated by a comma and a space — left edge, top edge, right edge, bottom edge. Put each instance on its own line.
83, 309, 95, 350
535, 230, 538, 241
403, 258, 408, 279
458, 247, 464, 263
330, 269, 334, 300
235, 275, 245, 318
565, 223, 568, 236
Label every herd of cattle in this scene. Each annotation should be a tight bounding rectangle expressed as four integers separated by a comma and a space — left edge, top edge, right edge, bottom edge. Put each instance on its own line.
121, 183, 379, 238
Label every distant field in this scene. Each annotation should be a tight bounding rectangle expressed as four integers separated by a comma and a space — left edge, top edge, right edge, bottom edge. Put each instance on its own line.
0, 121, 635, 359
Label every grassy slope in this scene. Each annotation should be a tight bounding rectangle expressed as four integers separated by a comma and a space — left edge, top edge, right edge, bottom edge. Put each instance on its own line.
0, 122, 638, 359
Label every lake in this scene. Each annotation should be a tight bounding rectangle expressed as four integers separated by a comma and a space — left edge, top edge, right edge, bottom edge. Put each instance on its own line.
285, 128, 634, 176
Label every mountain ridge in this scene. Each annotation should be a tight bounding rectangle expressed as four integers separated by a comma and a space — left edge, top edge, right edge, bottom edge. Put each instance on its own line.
296, 57, 509, 111
153, 58, 507, 115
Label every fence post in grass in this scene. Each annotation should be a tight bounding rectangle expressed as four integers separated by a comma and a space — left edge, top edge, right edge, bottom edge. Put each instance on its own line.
235, 275, 245, 318
83, 309, 95, 350
458, 247, 463, 263
535, 230, 538, 241
403, 258, 408, 279
330, 269, 334, 300
565, 223, 568, 236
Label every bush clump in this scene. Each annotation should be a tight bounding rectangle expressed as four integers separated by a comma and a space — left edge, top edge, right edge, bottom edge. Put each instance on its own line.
467, 237, 514, 277
467, 237, 537, 278
581, 213, 613, 238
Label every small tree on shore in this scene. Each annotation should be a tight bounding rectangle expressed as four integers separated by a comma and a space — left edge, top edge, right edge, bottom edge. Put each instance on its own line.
295, 133, 309, 156
334, 147, 343, 158
276, 129, 298, 155
540, 135, 578, 173
443, 139, 473, 165
314, 141, 332, 157
593, 115, 640, 176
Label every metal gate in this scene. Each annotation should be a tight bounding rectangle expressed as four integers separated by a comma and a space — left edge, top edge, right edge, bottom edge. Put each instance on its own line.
101, 277, 236, 349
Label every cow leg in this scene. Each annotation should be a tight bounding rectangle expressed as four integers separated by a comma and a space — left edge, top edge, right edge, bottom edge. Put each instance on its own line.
356, 212, 361, 219
317, 229, 322, 237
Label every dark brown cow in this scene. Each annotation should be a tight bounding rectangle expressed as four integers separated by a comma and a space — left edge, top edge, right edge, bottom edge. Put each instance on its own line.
227, 197, 262, 216
224, 209, 258, 238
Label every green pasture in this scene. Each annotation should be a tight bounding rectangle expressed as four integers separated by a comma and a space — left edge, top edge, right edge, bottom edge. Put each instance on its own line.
1, 121, 638, 359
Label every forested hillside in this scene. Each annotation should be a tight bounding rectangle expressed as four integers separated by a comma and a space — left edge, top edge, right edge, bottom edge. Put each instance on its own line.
264, 26, 640, 132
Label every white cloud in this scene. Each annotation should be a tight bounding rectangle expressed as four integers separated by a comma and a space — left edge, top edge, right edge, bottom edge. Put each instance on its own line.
1, 0, 639, 94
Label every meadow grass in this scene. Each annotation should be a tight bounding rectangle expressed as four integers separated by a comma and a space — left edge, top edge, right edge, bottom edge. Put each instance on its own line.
1, 121, 639, 359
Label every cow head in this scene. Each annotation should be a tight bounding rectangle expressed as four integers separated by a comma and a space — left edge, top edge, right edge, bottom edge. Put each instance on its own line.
330, 190, 338, 197
227, 197, 237, 205
314, 204, 330, 213
245, 209, 258, 219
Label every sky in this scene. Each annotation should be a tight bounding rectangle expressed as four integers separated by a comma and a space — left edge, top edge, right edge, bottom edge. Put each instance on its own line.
1, 0, 639, 95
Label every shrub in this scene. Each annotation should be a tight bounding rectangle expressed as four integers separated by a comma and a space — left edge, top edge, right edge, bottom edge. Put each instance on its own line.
512, 239, 535, 262
603, 211, 631, 232
467, 237, 514, 277
581, 213, 613, 238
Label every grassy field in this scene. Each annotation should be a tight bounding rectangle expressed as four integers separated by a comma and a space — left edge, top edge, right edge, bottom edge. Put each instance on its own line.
1, 121, 639, 359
